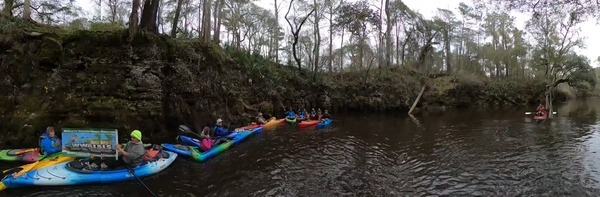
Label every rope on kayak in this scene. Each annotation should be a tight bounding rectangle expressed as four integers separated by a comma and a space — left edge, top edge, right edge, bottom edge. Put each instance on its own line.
126, 165, 157, 197
46, 169, 65, 179
36, 171, 51, 180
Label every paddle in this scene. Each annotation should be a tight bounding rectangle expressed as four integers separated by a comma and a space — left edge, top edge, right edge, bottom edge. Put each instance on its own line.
178, 125, 233, 142
525, 112, 557, 115
125, 164, 157, 197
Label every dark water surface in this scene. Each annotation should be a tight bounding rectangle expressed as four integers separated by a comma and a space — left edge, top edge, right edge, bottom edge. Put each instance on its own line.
4, 99, 600, 196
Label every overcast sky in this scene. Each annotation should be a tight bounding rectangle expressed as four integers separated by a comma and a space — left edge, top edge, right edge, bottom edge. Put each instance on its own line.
77, 0, 600, 67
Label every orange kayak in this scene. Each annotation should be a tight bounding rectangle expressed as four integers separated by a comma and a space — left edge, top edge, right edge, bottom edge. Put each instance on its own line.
263, 117, 285, 129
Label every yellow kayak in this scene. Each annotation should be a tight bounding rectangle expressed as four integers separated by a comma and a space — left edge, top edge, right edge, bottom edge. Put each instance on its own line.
1, 152, 75, 180
262, 117, 285, 129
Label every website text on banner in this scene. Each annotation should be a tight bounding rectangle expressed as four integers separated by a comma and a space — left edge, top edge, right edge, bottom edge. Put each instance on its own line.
61, 128, 119, 159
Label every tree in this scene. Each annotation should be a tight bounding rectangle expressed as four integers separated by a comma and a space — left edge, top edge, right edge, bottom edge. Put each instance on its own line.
171, 0, 184, 37
527, 10, 585, 117
129, 0, 140, 39
334, 1, 380, 70
3, 0, 13, 17
285, 0, 315, 70
200, 0, 211, 42
139, 0, 160, 33
23, 0, 31, 19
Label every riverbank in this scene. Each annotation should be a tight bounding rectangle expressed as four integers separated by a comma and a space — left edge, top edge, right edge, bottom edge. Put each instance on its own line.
0, 19, 551, 146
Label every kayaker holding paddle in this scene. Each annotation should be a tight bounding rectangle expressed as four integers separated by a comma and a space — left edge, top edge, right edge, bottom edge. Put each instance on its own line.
40, 126, 61, 155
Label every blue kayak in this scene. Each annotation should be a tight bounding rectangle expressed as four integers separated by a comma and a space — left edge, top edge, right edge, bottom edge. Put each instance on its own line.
178, 135, 200, 147
317, 119, 332, 128
163, 127, 262, 160
0, 151, 177, 190
162, 143, 193, 157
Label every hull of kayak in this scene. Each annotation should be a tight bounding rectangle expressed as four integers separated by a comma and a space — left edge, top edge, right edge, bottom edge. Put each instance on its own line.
317, 119, 333, 128
161, 144, 193, 157
286, 117, 297, 124
298, 120, 320, 128
263, 118, 285, 129
534, 113, 548, 120
0, 151, 177, 190
237, 124, 261, 131
0, 149, 45, 163
178, 135, 200, 147
190, 127, 262, 162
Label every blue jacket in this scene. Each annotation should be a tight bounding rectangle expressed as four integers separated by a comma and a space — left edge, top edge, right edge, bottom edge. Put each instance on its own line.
213, 126, 229, 136
286, 111, 295, 118
40, 134, 61, 155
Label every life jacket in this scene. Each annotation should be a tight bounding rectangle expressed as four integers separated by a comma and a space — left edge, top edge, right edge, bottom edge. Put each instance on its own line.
200, 138, 212, 151
143, 144, 163, 161
214, 126, 228, 136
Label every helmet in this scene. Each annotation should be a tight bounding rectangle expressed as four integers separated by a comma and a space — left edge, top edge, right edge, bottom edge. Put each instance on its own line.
216, 118, 223, 124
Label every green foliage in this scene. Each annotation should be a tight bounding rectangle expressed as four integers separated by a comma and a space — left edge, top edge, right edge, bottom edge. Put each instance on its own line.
89, 22, 124, 31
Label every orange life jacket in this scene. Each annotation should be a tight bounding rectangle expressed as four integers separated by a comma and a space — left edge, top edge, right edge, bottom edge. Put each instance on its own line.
143, 145, 163, 161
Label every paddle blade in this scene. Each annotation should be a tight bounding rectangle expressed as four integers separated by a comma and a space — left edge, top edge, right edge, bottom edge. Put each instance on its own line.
525, 112, 532, 115
178, 125, 192, 133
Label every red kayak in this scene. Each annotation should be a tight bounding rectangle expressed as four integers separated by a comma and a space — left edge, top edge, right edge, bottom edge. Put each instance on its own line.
533, 113, 548, 120
298, 120, 320, 128
236, 123, 261, 131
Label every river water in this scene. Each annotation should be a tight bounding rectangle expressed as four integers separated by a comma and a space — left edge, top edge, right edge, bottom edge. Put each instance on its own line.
4, 98, 600, 196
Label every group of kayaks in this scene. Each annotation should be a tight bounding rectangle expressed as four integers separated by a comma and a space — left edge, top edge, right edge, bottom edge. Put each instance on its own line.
0, 116, 332, 192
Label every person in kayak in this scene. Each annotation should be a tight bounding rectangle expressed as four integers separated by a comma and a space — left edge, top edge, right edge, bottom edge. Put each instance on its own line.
286, 107, 296, 119
309, 108, 317, 119
88, 130, 146, 169
256, 112, 268, 124
536, 102, 546, 116
321, 110, 332, 120
213, 118, 230, 137
200, 126, 220, 151
40, 126, 62, 155
114, 130, 146, 167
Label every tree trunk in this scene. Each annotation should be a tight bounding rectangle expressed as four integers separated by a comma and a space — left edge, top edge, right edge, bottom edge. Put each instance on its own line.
327, 0, 333, 72
139, 0, 160, 33
171, 0, 184, 38
23, 0, 31, 19
313, 0, 320, 80
274, 0, 281, 64
3, 0, 14, 17
443, 28, 451, 73
359, 29, 366, 69
212, 0, 223, 42
201, 0, 212, 42
340, 28, 344, 72
128, 0, 140, 40
384, 0, 392, 68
